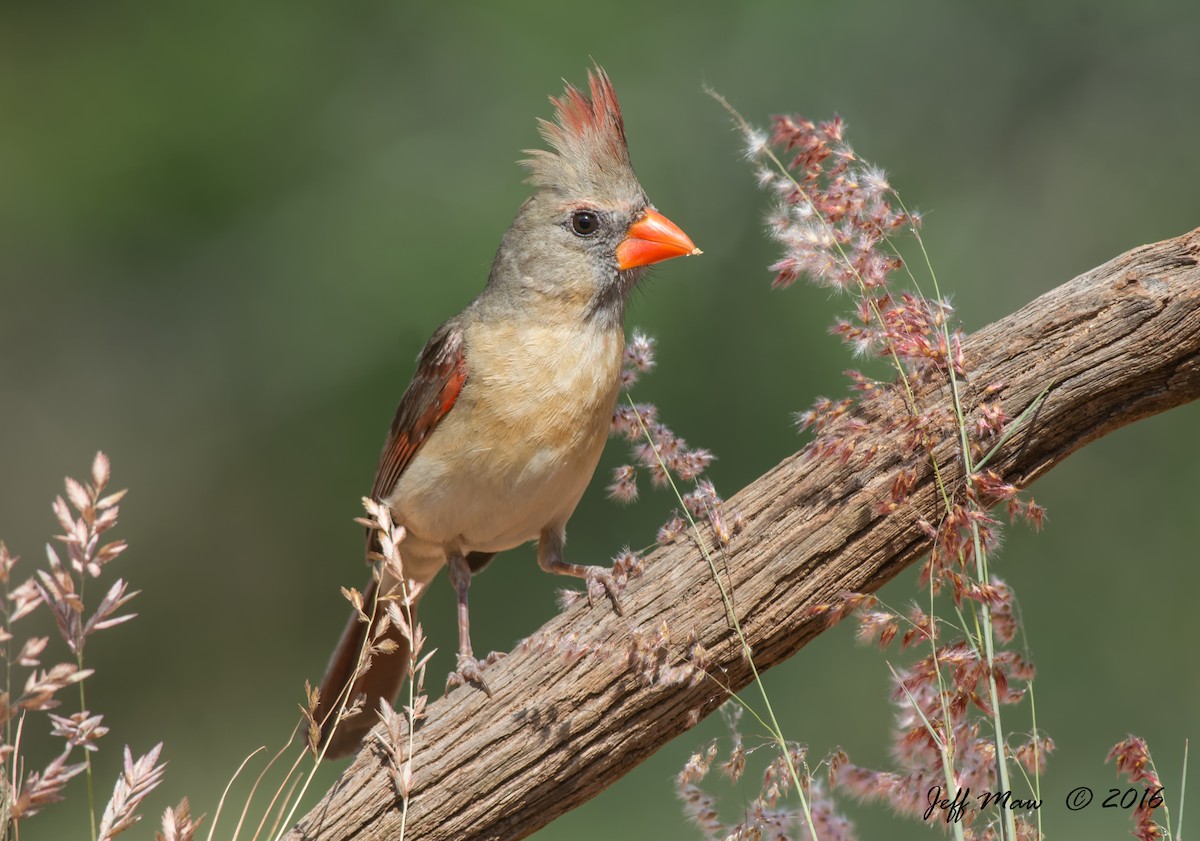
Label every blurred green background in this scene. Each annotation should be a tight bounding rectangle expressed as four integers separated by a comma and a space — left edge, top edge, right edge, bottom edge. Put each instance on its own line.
2, 1, 1198, 838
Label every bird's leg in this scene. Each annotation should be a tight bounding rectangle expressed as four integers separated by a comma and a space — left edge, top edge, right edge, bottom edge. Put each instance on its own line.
444, 551, 498, 695
537, 529, 625, 616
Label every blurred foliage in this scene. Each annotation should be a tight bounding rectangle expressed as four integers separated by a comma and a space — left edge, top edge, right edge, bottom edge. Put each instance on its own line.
1, 1, 1198, 838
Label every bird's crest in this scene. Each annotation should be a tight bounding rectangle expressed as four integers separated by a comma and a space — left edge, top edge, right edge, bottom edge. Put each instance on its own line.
522, 66, 639, 197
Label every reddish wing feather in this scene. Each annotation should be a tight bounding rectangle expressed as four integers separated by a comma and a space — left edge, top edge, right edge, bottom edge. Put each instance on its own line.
371, 319, 467, 503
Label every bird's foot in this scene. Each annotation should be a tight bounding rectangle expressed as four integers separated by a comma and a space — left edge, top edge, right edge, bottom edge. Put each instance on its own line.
583, 565, 626, 616
445, 651, 505, 696
553, 553, 644, 614
557, 566, 633, 614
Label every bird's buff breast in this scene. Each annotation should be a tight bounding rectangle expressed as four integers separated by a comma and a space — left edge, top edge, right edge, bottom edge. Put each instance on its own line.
386, 319, 624, 558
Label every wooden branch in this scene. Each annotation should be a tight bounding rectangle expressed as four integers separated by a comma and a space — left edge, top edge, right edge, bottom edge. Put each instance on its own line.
290, 229, 1200, 841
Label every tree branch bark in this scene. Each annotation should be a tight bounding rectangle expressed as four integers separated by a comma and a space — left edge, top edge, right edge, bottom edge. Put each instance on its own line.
289, 228, 1200, 841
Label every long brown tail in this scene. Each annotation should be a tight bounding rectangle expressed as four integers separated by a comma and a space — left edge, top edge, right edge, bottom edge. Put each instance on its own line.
315, 574, 416, 758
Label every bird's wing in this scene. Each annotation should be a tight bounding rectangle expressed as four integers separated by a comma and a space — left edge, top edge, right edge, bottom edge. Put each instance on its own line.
370, 318, 467, 502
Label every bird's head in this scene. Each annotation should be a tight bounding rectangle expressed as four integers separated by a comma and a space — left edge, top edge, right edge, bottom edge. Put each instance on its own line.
486, 66, 700, 323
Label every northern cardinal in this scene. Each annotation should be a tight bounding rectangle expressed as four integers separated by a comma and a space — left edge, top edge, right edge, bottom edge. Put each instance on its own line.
316, 66, 700, 757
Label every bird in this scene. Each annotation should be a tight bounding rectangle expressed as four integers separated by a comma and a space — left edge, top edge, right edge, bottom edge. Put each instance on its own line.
315, 65, 701, 758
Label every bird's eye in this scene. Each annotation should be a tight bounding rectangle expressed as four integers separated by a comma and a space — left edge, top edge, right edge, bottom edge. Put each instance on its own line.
570, 210, 600, 236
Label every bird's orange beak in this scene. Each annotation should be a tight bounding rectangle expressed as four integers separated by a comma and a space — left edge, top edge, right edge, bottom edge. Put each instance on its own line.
616, 208, 702, 271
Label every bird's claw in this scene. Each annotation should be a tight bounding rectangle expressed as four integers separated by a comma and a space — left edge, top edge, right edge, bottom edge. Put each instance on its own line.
445, 651, 504, 696
584, 566, 624, 616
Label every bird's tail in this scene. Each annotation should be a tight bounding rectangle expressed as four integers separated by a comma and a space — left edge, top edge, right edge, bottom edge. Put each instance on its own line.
315, 570, 418, 758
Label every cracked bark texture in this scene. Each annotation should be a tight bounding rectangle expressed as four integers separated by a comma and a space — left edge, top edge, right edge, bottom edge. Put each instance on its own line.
289, 228, 1200, 841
